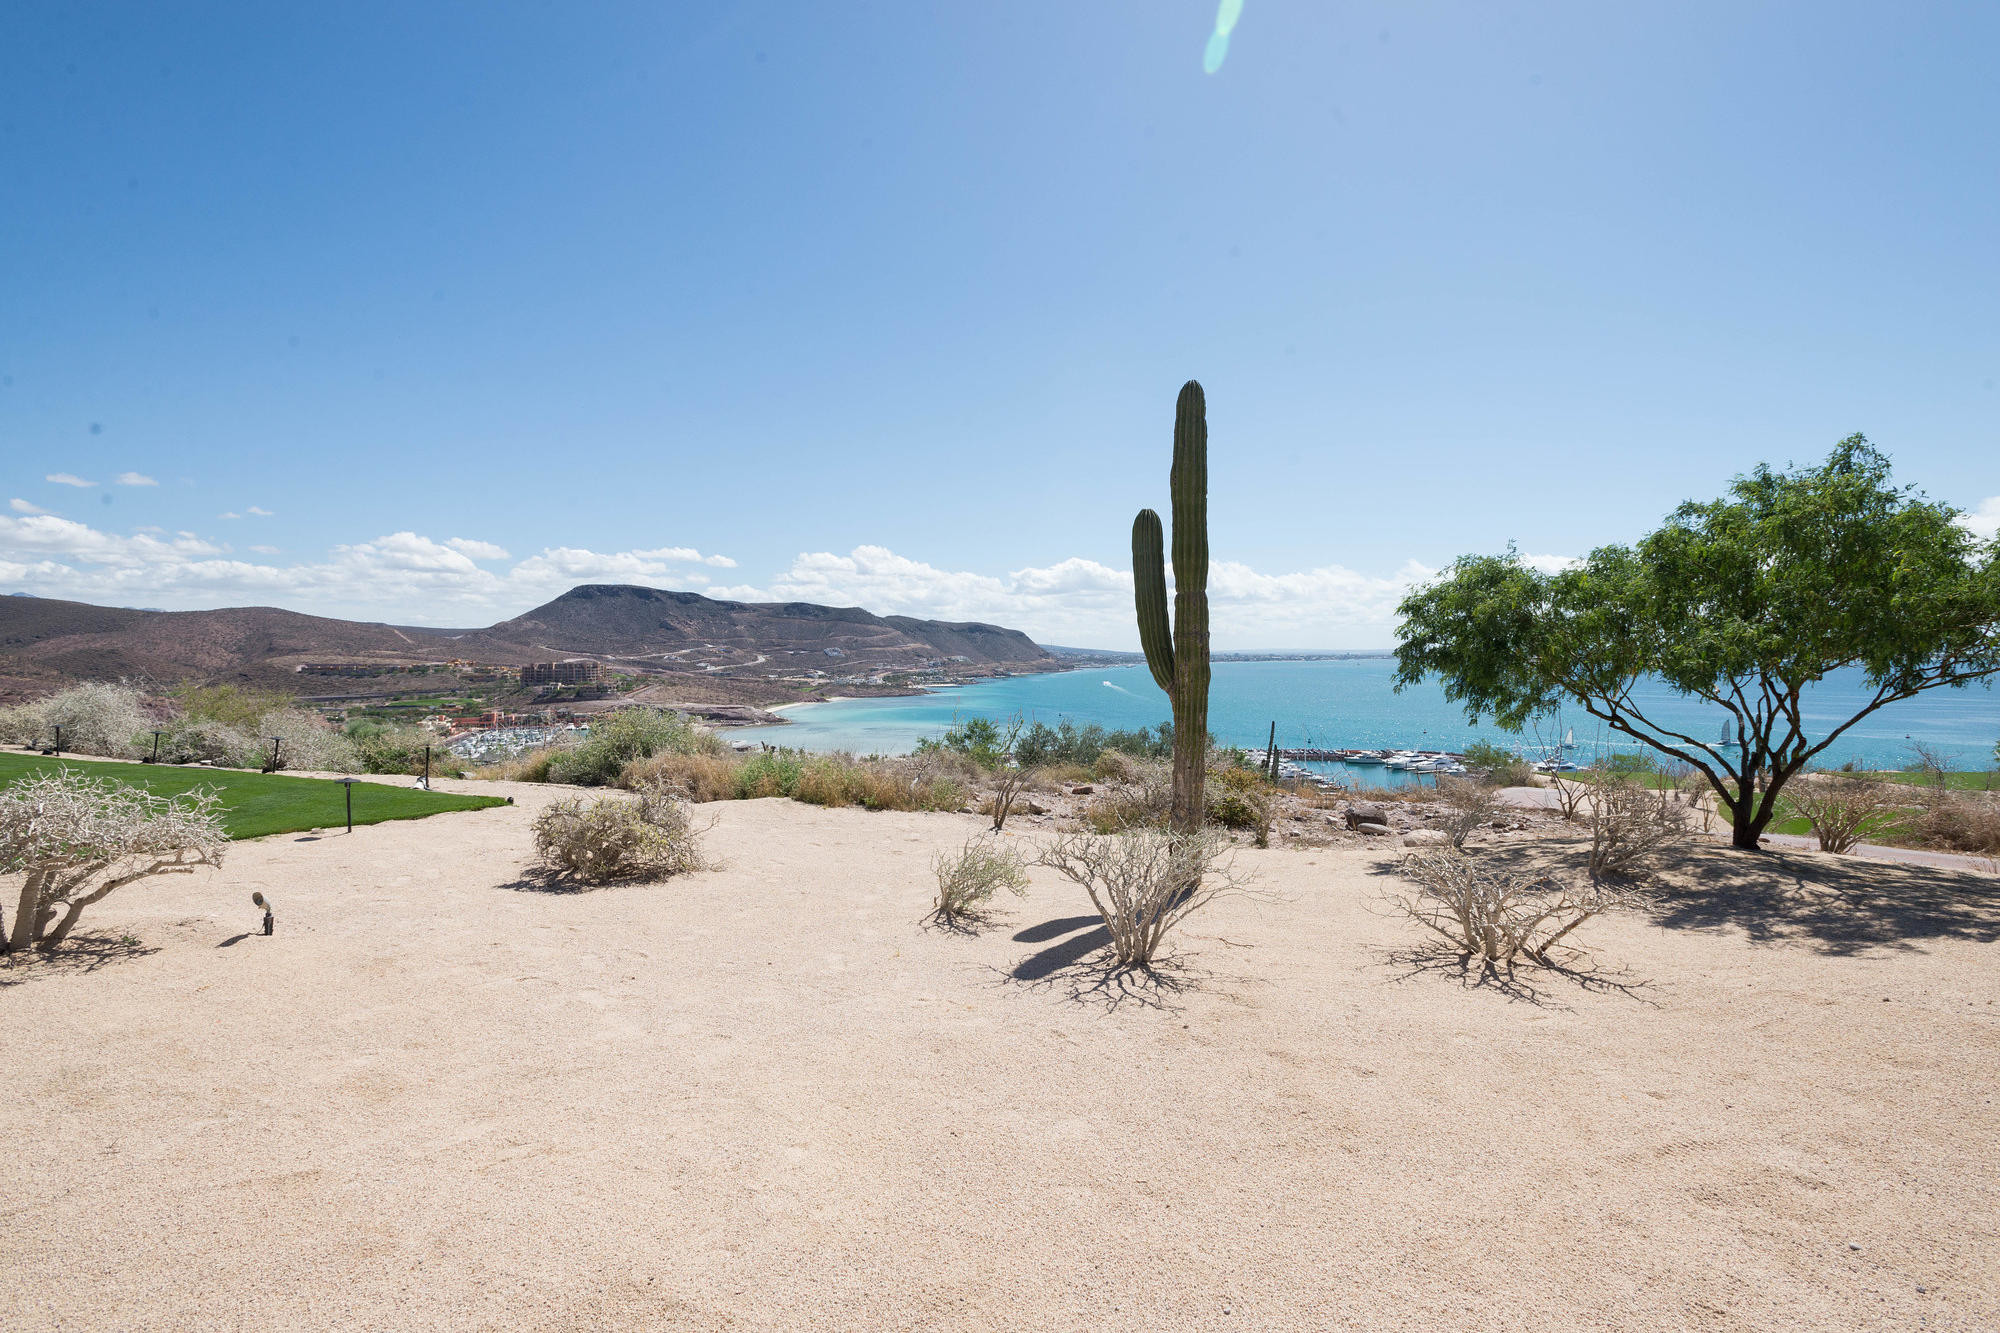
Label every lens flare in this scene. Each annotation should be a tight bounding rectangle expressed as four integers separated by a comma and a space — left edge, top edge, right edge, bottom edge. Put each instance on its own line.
1204, 0, 1244, 73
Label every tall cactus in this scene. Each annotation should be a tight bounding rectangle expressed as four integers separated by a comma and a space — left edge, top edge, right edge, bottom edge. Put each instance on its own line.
1133, 380, 1211, 835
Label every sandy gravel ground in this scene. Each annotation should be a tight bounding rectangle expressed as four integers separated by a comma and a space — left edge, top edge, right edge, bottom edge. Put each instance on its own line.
3, 783, 1996, 1331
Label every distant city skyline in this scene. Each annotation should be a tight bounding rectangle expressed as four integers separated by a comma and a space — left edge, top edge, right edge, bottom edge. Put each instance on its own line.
4, 2, 1996, 648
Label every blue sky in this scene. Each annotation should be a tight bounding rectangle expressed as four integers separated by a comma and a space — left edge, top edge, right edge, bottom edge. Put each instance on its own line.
3, 1, 1996, 647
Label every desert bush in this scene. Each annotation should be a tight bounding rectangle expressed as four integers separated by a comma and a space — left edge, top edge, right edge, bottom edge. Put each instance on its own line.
349, 723, 466, 778
1547, 770, 1591, 823
258, 709, 360, 773
546, 708, 722, 787
1913, 792, 2000, 855
1587, 780, 1689, 879
1036, 826, 1248, 969
1091, 749, 1138, 783
931, 837, 1030, 923
622, 750, 742, 802
1780, 773, 1906, 853
733, 749, 807, 798
0, 681, 152, 758
1433, 775, 1504, 850
1904, 740, 1953, 793
531, 782, 714, 884
1391, 850, 1627, 967
171, 682, 293, 733
1, 769, 227, 953
472, 745, 568, 783
1460, 740, 1533, 788
1084, 763, 1173, 833
154, 716, 257, 766
1204, 765, 1274, 844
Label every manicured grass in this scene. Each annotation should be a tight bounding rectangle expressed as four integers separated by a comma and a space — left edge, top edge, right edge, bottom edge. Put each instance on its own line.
0, 752, 507, 840
1854, 768, 2000, 792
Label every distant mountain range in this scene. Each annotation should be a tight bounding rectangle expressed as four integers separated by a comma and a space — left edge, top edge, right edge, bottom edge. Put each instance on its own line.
0, 584, 1051, 698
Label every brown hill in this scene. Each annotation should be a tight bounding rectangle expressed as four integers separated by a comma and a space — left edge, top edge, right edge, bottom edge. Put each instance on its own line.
0, 586, 1050, 698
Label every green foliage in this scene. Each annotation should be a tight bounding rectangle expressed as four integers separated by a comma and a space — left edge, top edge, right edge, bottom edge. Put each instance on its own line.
0, 752, 503, 841
1596, 751, 1658, 779
1013, 718, 1174, 768
915, 715, 1008, 768
172, 682, 293, 734
349, 724, 467, 778
545, 708, 722, 787
1204, 764, 1274, 837
1396, 436, 2000, 847
1459, 740, 1533, 787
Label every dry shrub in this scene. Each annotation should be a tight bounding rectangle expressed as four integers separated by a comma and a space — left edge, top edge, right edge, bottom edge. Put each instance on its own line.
1085, 765, 1173, 833
1, 768, 227, 953
260, 708, 360, 772
621, 751, 740, 802
1781, 774, 1906, 853
1914, 792, 2000, 855
472, 745, 571, 783
156, 716, 256, 766
1547, 771, 1591, 822
1036, 826, 1249, 969
531, 783, 714, 884
1391, 850, 1628, 967
0, 681, 153, 759
1587, 780, 1689, 879
1091, 749, 1138, 784
1433, 775, 1503, 850
931, 837, 1030, 924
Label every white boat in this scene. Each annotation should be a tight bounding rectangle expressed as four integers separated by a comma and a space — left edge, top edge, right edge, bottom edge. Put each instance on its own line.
1344, 751, 1387, 765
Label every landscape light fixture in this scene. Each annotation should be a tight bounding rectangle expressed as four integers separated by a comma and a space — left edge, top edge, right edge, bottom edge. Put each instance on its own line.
43, 724, 63, 756
146, 730, 163, 764
252, 891, 274, 936
335, 776, 360, 833
264, 736, 284, 773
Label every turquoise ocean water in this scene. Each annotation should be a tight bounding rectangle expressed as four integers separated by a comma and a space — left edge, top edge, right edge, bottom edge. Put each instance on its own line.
731, 658, 2000, 787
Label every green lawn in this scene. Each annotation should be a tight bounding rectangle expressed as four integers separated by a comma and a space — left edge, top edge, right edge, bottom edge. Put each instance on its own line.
0, 752, 507, 840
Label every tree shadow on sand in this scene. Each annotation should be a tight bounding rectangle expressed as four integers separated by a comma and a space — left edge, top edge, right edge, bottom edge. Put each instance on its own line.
1405, 839, 2000, 958
0, 932, 160, 987
998, 913, 1226, 1013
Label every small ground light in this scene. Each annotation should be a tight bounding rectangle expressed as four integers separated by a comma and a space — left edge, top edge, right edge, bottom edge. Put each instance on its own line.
145, 730, 163, 763
263, 736, 284, 773
252, 891, 274, 935
335, 776, 360, 832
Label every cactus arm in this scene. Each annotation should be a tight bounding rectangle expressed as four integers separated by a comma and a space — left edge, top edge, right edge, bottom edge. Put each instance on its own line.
1132, 508, 1176, 696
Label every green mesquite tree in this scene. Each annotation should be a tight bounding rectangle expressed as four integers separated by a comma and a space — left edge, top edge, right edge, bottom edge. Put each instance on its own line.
1395, 436, 2000, 850
1134, 381, 1212, 835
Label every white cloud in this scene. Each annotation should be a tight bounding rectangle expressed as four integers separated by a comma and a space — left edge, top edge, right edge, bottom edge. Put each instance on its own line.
1957, 496, 2000, 543
0, 517, 749, 627
9, 498, 50, 515
218, 511, 241, 520
0, 516, 1425, 646
114, 472, 159, 487
46, 473, 95, 488
246, 505, 274, 516
1519, 552, 1581, 574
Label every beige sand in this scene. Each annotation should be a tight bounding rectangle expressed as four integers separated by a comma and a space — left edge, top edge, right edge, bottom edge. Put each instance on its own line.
3, 784, 1996, 1331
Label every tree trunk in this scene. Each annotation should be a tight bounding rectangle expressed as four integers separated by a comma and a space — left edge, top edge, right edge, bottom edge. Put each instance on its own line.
8, 872, 46, 953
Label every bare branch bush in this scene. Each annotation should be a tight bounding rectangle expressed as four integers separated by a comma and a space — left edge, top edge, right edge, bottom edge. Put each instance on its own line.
1390, 851, 1632, 967
1905, 740, 1953, 793
1547, 771, 1591, 823
1, 769, 227, 953
531, 781, 715, 884
1586, 780, 1690, 879
1780, 773, 1906, 853
1433, 775, 1504, 850
1083, 762, 1173, 833
930, 837, 1030, 925
985, 715, 1030, 831
0, 681, 153, 758
1036, 826, 1250, 969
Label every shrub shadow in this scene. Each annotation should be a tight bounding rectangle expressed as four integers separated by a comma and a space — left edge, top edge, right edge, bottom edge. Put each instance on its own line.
999, 912, 1228, 1013
1378, 943, 1656, 1009
1379, 837, 2000, 957
0, 932, 160, 986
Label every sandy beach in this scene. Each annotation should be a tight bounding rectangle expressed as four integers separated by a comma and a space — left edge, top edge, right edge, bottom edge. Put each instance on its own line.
4, 784, 1996, 1331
